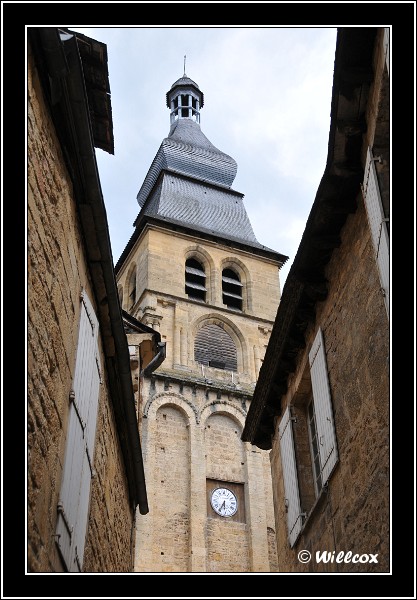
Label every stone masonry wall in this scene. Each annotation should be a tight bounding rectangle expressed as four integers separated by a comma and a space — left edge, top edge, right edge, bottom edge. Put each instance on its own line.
28, 41, 134, 572
271, 195, 389, 573
119, 194, 282, 573
205, 413, 249, 572
134, 372, 277, 572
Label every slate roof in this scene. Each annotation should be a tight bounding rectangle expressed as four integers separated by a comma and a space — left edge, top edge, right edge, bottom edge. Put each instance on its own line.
166, 74, 204, 107
124, 74, 288, 267
138, 172, 276, 251
136, 118, 237, 207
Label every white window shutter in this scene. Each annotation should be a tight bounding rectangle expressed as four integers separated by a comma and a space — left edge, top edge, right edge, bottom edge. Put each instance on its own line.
56, 402, 85, 570
383, 28, 389, 76
363, 147, 390, 315
279, 407, 302, 547
74, 292, 101, 460
309, 328, 338, 485
56, 290, 100, 571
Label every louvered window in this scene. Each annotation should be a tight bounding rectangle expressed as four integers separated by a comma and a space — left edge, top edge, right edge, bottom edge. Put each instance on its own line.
185, 258, 206, 302
308, 328, 338, 485
362, 147, 389, 315
194, 323, 237, 371
222, 268, 242, 311
279, 407, 303, 548
55, 290, 101, 572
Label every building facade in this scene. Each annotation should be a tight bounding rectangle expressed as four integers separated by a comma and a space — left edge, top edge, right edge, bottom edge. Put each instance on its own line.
242, 28, 390, 573
27, 28, 158, 572
116, 73, 288, 572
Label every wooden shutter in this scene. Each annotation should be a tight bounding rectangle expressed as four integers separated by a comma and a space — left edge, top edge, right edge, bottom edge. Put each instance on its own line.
309, 328, 338, 485
383, 28, 389, 75
363, 147, 390, 315
279, 407, 302, 547
56, 290, 101, 571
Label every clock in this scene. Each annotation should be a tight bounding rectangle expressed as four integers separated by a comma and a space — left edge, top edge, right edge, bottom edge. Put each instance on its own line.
210, 487, 238, 517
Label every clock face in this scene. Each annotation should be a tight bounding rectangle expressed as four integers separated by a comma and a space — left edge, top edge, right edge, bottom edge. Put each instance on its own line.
210, 487, 238, 517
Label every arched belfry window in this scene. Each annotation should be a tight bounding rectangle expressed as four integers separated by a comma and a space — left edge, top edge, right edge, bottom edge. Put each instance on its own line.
185, 258, 206, 302
195, 324, 237, 371
128, 267, 137, 309
222, 268, 243, 311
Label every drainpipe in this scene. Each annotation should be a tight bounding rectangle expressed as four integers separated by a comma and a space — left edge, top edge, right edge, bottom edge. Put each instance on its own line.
140, 342, 167, 376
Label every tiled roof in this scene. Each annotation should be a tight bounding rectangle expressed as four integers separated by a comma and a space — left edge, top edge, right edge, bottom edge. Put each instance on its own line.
170, 74, 201, 90
140, 172, 275, 251
166, 74, 204, 107
136, 119, 237, 207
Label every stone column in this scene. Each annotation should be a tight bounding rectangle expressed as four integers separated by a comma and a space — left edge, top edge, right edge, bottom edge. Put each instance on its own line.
174, 322, 181, 365
134, 392, 159, 571
253, 344, 261, 379
180, 326, 187, 365
189, 423, 207, 572
244, 442, 270, 572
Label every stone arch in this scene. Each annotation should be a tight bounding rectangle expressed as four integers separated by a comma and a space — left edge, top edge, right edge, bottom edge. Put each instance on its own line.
199, 400, 247, 428
144, 391, 198, 425
203, 403, 247, 487
191, 313, 247, 372
124, 261, 137, 310
220, 256, 252, 312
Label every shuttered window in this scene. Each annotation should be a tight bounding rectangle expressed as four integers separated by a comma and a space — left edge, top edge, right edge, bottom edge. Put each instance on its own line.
308, 328, 338, 485
222, 268, 242, 311
56, 290, 101, 572
307, 400, 322, 496
383, 28, 389, 75
194, 323, 237, 371
363, 147, 390, 315
185, 258, 206, 302
279, 407, 303, 547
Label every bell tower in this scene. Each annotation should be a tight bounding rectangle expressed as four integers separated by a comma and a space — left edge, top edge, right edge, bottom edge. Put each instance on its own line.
115, 71, 288, 573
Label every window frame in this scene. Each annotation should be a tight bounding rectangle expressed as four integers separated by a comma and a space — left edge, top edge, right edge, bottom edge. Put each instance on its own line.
279, 327, 338, 547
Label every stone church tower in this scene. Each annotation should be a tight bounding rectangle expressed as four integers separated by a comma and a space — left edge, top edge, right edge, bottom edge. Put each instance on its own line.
115, 72, 287, 572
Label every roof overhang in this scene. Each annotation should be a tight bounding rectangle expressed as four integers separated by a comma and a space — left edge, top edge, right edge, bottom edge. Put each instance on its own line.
29, 27, 148, 513
242, 27, 379, 450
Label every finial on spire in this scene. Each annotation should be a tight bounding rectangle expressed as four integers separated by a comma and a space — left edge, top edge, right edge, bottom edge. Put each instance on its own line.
183, 55, 186, 75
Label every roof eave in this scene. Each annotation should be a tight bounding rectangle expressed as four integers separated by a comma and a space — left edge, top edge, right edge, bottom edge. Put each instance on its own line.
242, 27, 378, 449
31, 28, 149, 513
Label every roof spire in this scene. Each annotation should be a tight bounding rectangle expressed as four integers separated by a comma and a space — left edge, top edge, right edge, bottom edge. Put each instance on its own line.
183, 54, 186, 75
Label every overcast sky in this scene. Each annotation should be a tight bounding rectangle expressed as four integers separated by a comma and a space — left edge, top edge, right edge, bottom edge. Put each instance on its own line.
70, 26, 338, 289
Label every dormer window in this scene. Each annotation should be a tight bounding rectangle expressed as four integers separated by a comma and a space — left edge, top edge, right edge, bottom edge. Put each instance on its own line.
185, 258, 206, 302
222, 268, 243, 311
